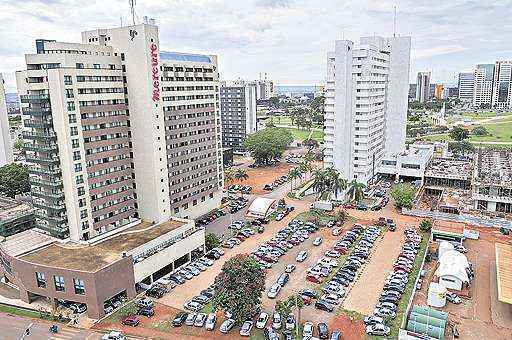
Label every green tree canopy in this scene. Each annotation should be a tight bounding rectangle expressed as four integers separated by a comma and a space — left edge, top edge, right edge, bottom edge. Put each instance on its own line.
390, 183, 417, 209
0, 163, 30, 198
419, 219, 433, 232
449, 126, 469, 141
471, 126, 489, 136
205, 233, 220, 251
212, 254, 266, 323
244, 128, 293, 164
448, 140, 475, 157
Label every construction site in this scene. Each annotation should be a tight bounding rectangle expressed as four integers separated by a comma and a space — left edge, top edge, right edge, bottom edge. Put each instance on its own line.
413, 148, 512, 222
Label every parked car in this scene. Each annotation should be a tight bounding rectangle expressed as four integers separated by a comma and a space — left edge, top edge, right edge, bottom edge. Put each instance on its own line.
256, 312, 269, 329
446, 292, 462, 304
303, 322, 314, 338
185, 313, 197, 326
315, 300, 334, 312
366, 323, 390, 336
172, 312, 188, 327
138, 307, 155, 317
272, 312, 282, 329
184, 301, 203, 312
121, 316, 140, 327
313, 236, 323, 246
240, 320, 254, 336
267, 283, 282, 298
220, 319, 236, 333
285, 313, 295, 330
317, 322, 329, 339
194, 313, 207, 327
296, 250, 308, 262
285, 264, 296, 273
364, 315, 384, 326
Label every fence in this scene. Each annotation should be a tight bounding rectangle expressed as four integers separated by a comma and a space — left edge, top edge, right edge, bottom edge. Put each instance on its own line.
401, 208, 512, 230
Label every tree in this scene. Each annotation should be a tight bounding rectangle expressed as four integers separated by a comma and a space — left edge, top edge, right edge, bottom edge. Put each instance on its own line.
449, 126, 469, 141
325, 167, 346, 199
288, 167, 301, 190
347, 179, 366, 202
212, 254, 266, 324
205, 233, 220, 251
0, 163, 30, 198
224, 169, 235, 185
472, 126, 489, 136
419, 219, 433, 232
312, 169, 327, 198
14, 139, 24, 151
390, 183, 417, 209
244, 128, 293, 165
275, 294, 305, 338
449, 140, 474, 157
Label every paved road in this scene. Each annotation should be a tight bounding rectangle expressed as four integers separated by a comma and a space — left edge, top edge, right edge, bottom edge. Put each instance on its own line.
0, 313, 102, 340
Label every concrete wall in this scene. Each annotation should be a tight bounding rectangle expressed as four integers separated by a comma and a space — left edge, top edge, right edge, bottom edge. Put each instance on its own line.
0, 73, 13, 166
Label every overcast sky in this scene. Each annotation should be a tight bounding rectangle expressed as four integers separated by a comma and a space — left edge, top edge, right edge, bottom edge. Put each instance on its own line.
1, 0, 511, 92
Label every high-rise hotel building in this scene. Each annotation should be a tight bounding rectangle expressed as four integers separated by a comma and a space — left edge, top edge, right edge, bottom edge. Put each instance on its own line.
324, 36, 411, 185
16, 23, 223, 241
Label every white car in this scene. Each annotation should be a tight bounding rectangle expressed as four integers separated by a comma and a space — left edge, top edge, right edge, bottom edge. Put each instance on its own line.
313, 236, 323, 246
323, 285, 345, 297
256, 312, 269, 329
205, 313, 217, 330
296, 250, 308, 262
332, 227, 342, 236
302, 321, 314, 338
285, 313, 295, 330
194, 313, 207, 327
285, 264, 296, 273
325, 250, 341, 258
272, 312, 282, 329
267, 283, 281, 298
101, 331, 125, 340
321, 293, 341, 305
240, 320, 253, 336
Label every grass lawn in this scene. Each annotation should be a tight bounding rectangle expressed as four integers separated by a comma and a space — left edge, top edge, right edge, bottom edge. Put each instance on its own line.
461, 111, 512, 120
417, 133, 449, 142
0, 304, 43, 319
470, 121, 512, 142
282, 127, 324, 142
101, 301, 138, 323
271, 116, 323, 129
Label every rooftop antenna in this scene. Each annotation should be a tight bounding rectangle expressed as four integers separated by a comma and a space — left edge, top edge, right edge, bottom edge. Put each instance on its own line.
129, 0, 136, 25
393, 5, 397, 37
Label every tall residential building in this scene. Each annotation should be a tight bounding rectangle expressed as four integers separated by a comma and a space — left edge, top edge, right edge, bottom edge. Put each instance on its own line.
220, 80, 257, 153
491, 61, 512, 109
415, 71, 431, 103
255, 79, 275, 100
0, 74, 14, 166
324, 36, 411, 185
16, 23, 223, 241
473, 64, 495, 108
434, 84, 444, 100
457, 72, 474, 102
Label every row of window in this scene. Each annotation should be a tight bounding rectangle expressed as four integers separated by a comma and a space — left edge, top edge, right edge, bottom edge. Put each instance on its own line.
35, 272, 85, 295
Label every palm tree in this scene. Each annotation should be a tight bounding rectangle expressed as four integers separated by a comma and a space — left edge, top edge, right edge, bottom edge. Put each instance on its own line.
325, 167, 347, 199
298, 162, 311, 184
224, 169, 235, 185
312, 169, 327, 198
234, 169, 249, 197
289, 167, 301, 191
347, 179, 366, 202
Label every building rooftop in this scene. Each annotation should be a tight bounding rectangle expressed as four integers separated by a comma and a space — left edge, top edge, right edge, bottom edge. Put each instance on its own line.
432, 221, 464, 236
0, 228, 57, 257
18, 219, 185, 272
475, 149, 512, 187
495, 243, 512, 305
425, 157, 473, 180
0, 197, 34, 225
160, 51, 212, 63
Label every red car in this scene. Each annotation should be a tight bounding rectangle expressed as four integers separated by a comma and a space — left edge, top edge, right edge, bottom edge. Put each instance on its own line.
394, 265, 411, 273
301, 295, 313, 305
306, 275, 323, 284
122, 315, 140, 327
333, 246, 349, 254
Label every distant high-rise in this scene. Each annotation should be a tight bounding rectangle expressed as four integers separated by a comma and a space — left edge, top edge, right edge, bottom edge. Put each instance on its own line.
458, 72, 474, 102
255, 79, 275, 100
415, 71, 431, 103
0, 74, 14, 166
324, 36, 411, 185
473, 64, 495, 108
491, 61, 512, 109
220, 80, 257, 153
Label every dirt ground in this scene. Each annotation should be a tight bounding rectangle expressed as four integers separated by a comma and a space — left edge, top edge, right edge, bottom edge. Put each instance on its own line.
412, 225, 512, 340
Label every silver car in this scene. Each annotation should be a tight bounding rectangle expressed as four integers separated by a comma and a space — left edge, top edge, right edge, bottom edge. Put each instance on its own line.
240, 320, 253, 336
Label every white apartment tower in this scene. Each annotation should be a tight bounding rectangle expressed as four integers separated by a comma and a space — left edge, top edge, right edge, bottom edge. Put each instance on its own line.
324, 36, 411, 185
457, 72, 474, 102
473, 64, 495, 108
16, 23, 223, 241
0, 74, 14, 166
415, 71, 431, 103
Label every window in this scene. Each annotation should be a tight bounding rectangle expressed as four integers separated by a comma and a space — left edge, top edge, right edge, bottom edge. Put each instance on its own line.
73, 151, 81, 161
78, 198, 86, 207
93, 64, 100, 69
80, 210, 88, 219
66, 89, 74, 98
74, 163, 82, 172
67, 102, 75, 111
68, 114, 76, 123
76, 63, 84, 69
71, 139, 79, 148
76, 175, 84, 185
70, 127, 78, 136
64, 75, 72, 85
77, 187, 85, 197
54, 275, 65, 292
35, 272, 46, 288
73, 278, 85, 295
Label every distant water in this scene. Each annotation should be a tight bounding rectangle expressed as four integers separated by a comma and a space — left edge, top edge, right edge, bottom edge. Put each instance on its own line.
276, 86, 318, 95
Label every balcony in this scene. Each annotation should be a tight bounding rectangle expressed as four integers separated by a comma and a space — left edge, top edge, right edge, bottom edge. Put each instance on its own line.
33, 200, 66, 211
30, 177, 63, 188
23, 120, 53, 129
22, 131, 57, 141
22, 108, 51, 117
35, 212, 67, 225
20, 94, 50, 103
26, 155, 60, 165
24, 143, 58, 153
31, 190, 65, 200
29, 166, 61, 176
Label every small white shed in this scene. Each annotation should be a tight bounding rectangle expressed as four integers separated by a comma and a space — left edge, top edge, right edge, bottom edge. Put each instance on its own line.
246, 197, 276, 218
435, 249, 469, 291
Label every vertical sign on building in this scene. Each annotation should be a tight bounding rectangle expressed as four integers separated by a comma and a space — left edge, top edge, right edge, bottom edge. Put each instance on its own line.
150, 43, 160, 102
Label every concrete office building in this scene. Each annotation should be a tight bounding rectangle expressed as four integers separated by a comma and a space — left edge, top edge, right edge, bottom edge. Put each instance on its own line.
458, 72, 474, 102
0, 74, 14, 166
16, 23, 223, 241
255, 79, 275, 100
324, 36, 411, 185
416, 71, 431, 103
473, 64, 495, 108
220, 80, 257, 153
491, 61, 512, 109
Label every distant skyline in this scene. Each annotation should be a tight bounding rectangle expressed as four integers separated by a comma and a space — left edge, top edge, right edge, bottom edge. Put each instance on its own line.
1, 0, 511, 92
